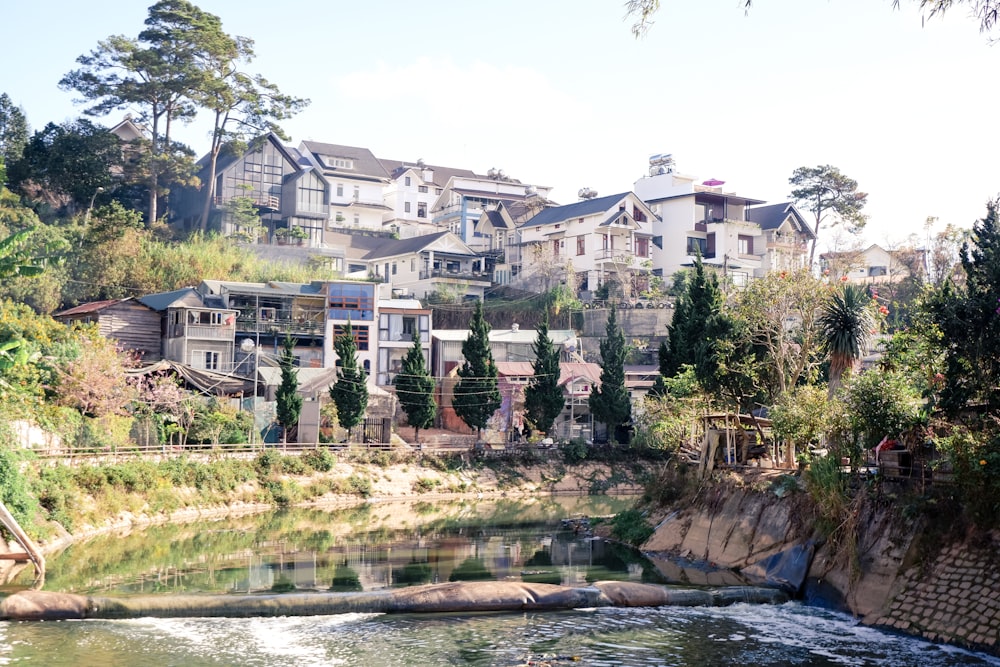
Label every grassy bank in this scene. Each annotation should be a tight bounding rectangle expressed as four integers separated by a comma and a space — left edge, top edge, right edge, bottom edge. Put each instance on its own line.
0, 445, 653, 546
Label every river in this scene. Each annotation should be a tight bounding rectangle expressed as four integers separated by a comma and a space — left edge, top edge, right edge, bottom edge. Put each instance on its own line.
2, 496, 998, 666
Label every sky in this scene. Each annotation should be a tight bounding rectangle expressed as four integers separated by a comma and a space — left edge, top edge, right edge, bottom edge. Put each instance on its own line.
4, 0, 999, 250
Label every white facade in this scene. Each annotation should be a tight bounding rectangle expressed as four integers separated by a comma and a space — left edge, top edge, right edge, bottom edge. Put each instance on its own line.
382, 166, 444, 225
517, 192, 657, 296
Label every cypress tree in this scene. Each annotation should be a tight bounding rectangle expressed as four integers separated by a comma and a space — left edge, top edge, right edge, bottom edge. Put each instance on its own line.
589, 303, 631, 443
329, 321, 368, 438
664, 255, 724, 377
524, 314, 564, 437
394, 332, 437, 442
275, 335, 302, 443
453, 300, 501, 439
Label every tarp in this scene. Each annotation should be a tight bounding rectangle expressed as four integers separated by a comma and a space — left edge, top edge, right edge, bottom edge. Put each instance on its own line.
126, 360, 257, 397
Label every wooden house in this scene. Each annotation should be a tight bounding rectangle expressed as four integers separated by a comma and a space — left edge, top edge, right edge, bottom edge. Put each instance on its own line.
53, 298, 162, 362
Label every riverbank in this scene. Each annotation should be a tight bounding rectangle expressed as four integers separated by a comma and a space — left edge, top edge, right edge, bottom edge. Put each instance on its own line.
640, 471, 1000, 657
0, 451, 645, 575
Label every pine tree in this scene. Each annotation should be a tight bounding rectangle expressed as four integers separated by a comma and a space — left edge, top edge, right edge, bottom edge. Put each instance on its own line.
524, 314, 564, 436
453, 300, 501, 439
929, 198, 1000, 416
395, 332, 436, 442
663, 255, 724, 378
589, 303, 631, 443
329, 321, 368, 438
275, 335, 302, 443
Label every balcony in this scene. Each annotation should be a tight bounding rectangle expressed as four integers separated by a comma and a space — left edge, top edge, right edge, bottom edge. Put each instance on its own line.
595, 248, 635, 263
236, 314, 325, 337
169, 323, 235, 340
419, 268, 492, 283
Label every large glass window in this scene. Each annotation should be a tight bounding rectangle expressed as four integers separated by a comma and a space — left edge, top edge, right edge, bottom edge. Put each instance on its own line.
327, 283, 375, 320
686, 237, 707, 255
333, 325, 369, 351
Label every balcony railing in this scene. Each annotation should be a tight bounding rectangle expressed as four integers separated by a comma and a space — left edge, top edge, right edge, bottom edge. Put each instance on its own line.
237, 316, 325, 336
169, 324, 235, 339
419, 268, 491, 282
595, 248, 635, 262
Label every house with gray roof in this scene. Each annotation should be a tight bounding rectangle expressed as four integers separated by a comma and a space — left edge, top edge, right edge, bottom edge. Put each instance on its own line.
747, 202, 817, 276
298, 141, 391, 233
517, 192, 658, 298
328, 230, 491, 302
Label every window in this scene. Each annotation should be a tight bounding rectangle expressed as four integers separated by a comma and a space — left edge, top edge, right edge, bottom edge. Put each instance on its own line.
404, 202, 411, 213
411, 258, 416, 272
392, 262, 397, 275
418, 185, 428, 193
435, 188, 443, 195
686, 237, 707, 255
328, 284, 375, 320
417, 203, 427, 218
636, 237, 649, 257
738, 234, 754, 255
336, 183, 343, 197
632, 205, 647, 222
353, 214, 360, 226
405, 176, 411, 186
577, 236, 585, 255
403, 317, 415, 335
329, 157, 353, 169
553, 239, 560, 256
334, 324, 369, 350
193, 350, 220, 371
353, 185, 360, 200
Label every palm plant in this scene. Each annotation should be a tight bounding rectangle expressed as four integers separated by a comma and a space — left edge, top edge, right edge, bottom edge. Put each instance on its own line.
819, 283, 876, 397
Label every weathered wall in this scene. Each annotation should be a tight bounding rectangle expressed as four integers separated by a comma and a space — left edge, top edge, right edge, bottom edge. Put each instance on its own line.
642, 480, 1000, 657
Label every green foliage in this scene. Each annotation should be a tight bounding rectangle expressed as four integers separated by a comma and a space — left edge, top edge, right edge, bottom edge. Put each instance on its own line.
841, 368, 923, 454
819, 283, 878, 396
347, 473, 372, 497
936, 426, 1000, 527
524, 314, 564, 436
275, 335, 302, 442
301, 447, 336, 472
770, 384, 830, 452
559, 439, 588, 463
413, 477, 441, 493
609, 508, 653, 546
927, 199, 1000, 417
589, 303, 631, 442
0, 447, 40, 530
449, 557, 495, 582
789, 164, 868, 265
330, 321, 368, 433
453, 300, 501, 436
662, 255, 724, 378
394, 332, 436, 441
0, 94, 29, 165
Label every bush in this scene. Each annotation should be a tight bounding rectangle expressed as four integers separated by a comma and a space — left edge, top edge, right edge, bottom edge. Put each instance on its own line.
302, 448, 336, 472
414, 477, 441, 494
0, 448, 40, 530
255, 449, 284, 476
347, 474, 372, 497
559, 439, 588, 463
609, 508, 653, 546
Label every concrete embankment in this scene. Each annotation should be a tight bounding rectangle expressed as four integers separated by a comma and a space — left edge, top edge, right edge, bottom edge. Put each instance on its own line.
0, 581, 787, 621
641, 477, 1000, 656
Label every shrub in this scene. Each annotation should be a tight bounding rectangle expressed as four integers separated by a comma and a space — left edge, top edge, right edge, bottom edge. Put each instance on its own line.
0, 448, 40, 530
302, 448, 336, 472
255, 449, 283, 476
347, 474, 372, 497
559, 439, 588, 463
609, 508, 654, 546
414, 477, 441, 494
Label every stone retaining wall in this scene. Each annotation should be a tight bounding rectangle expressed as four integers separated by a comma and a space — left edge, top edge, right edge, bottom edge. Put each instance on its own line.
643, 479, 1000, 657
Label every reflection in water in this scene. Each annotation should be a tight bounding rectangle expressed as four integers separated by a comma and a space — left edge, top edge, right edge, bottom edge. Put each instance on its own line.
2, 496, 1000, 666
13, 496, 641, 596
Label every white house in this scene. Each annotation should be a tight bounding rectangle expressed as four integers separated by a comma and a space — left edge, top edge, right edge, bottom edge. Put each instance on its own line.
516, 192, 658, 297
298, 141, 391, 233
746, 202, 816, 276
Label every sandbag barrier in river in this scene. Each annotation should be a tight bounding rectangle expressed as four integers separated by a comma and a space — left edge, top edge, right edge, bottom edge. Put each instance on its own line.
0, 581, 787, 621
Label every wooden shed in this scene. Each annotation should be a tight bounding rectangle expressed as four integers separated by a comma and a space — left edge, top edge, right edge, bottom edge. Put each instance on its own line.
53, 298, 162, 362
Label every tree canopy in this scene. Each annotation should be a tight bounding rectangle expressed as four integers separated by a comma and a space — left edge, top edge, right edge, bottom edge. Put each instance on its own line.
394, 332, 436, 442
330, 321, 368, 434
589, 303, 631, 442
789, 165, 868, 268
453, 300, 501, 438
275, 335, 302, 442
626, 0, 1000, 37
524, 314, 565, 436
